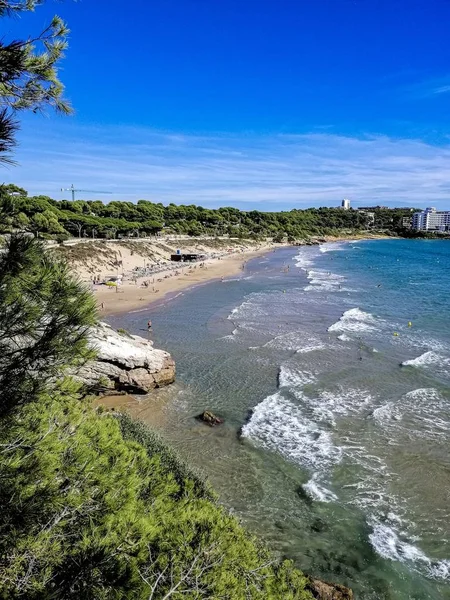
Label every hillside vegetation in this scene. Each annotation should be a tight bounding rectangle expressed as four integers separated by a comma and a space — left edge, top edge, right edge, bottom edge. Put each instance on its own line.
0, 234, 313, 599
0, 184, 416, 241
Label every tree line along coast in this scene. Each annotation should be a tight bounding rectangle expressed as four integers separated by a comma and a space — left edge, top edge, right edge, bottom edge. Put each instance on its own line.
0, 183, 428, 242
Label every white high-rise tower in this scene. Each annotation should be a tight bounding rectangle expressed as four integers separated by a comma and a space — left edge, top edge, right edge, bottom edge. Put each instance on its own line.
341, 198, 351, 210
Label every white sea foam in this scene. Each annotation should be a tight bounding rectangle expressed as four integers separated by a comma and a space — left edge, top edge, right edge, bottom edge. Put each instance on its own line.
302, 473, 338, 503
429, 560, 450, 580
372, 402, 402, 423
278, 365, 316, 388
319, 242, 347, 253
337, 333, 352, 342
294, 251, 314, 269
295, 342, 327, 354
258, 333, 326, 354
241, 392, 342, 471
328, 308, 379, 333
304, 269, 349, 293
220, 327, 239, 341
405, 388, 440, 401
318, 388, 374, 418
369, 519, 450, 581
373, 389, 450, 440
260, 332, 303, 352
309, 270, 344, 283
224, 275, 253, 282
292, 387, 376, 427
369, 520, 430, 563
227, 294, 269, 321
401, 350, 450, 369
337, 452, 449, 580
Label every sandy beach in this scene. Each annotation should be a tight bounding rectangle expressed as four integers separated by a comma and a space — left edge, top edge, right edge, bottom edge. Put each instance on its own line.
72, 235, 388, 317
93, 245, 273, 316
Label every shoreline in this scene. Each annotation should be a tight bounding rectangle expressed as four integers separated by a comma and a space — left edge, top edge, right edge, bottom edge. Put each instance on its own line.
99, 235, 448, 600
94, 235, 391, 318
95, 244, 276, 317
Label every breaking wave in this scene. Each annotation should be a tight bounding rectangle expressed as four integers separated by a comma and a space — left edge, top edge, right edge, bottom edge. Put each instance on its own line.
241, 392, 342, 471
302, 473, 338, 503
372, 388, 450, 440
319, 242, 348, 253
328, 308, 379, 333
294, 252, 315, 269
369, 518, 450, 581
304, 269, 347, 293
401, 350, 450, 369
278, 365, 317, 388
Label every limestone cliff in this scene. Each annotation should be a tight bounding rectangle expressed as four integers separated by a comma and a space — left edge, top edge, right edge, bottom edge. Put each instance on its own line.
76, 322, 175, 393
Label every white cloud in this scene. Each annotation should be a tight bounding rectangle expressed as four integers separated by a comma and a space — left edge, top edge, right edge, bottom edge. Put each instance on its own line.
432, 85, 450, 95
405, 76, 450, 99
3, 122, 450, 209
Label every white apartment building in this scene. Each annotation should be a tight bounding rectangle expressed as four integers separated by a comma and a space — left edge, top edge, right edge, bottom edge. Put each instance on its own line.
412, 207, 450, 231
341, 198, 351, 210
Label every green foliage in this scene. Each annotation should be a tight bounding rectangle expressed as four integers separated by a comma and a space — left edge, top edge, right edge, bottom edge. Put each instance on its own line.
273, 231, 285, 243
0, 1, 44, 17
0, 183, 420, 240
0, 389, 312, 599
0, 235, 97, 416
0, 227, 312, 600
0, 108, 18, 162
0, 3, 71, 163
116, 327, 133, 338
116, 412, 215, 502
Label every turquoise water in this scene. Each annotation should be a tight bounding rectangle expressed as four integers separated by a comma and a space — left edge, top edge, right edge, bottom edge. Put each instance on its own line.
108, 240, 450, 600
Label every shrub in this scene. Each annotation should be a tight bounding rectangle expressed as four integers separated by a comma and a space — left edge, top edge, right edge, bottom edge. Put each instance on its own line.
116, 412, 215, 501
117, 327, 133, 338
0, 236, 312, 599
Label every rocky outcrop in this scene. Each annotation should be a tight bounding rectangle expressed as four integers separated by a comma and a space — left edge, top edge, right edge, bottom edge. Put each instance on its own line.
197, 410, 224, 426
76, 322, 175, 393
306, 578, 353, 600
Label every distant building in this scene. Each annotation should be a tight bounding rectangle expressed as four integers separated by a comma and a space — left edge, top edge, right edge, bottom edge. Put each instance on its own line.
341, 198, 351, 210
357, 205, 388, 211
402, 216, 412, 229
412, 207, 450, 231
363, 211, 375, 225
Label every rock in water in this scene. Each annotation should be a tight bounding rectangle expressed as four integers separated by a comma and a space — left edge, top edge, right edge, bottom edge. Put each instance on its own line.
75, 322, 175, 393
306, 578, 353, 600
198, 410, 224, 426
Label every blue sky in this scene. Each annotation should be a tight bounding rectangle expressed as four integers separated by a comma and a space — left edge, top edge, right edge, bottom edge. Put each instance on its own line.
3, 0, 450, 209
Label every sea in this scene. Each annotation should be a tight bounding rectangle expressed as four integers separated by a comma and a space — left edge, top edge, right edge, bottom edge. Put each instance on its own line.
107, 239, 450, 600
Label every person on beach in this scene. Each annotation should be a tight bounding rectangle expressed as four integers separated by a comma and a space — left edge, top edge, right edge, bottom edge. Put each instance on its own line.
147, 320, 152, 333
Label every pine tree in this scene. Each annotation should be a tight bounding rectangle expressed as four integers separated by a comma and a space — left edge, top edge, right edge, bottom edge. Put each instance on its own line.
0, 4, 314, 599
0, 235, 97, 416
0, 1, 71, 164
